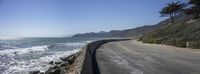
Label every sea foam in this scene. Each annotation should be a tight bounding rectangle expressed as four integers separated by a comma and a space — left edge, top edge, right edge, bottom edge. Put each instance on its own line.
0, 45, 49, 56
1, 48, 81, 74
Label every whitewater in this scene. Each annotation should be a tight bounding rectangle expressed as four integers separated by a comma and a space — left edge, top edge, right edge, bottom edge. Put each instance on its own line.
0, 37, 95, 74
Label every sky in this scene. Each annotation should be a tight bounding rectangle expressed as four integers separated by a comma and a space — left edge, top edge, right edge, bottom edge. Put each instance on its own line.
0, 0, 187, 37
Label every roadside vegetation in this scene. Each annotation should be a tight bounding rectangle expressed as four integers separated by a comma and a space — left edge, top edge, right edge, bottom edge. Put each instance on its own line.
139, 0, 200, 49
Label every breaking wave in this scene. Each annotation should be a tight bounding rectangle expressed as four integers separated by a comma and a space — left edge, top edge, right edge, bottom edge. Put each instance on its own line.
1, 48, 81, 74
0, 45, 49, 56
0, 38, 95, 74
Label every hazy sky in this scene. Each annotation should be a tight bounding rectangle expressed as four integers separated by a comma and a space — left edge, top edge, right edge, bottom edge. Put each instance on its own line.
0, 0, 187, 37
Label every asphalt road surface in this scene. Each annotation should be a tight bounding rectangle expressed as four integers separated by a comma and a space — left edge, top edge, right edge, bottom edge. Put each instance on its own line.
96, 40, 200, 74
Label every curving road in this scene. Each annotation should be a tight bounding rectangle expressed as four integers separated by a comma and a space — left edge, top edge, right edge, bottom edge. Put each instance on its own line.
96, 40, 200, 74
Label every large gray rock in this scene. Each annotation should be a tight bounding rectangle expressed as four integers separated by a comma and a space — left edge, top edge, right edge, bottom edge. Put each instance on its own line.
29, 71, 40, 74
60, 62, 69, 67
45, 66, 61, 74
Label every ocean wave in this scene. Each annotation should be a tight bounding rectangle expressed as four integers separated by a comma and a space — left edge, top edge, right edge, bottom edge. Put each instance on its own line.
1, 48, 81, 74
66, 42, 85, 46
67, 40, 93, 46
55, 42, 85, 46
0, 39, 93, 74
0, 45, 20, 50
0, 45, 49, 56
40, 48, 81, 62
52, 40, 92, 47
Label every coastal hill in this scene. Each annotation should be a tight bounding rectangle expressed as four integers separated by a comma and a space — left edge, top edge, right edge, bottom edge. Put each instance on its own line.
139, 13, 200, 49
139, 0, 200, 49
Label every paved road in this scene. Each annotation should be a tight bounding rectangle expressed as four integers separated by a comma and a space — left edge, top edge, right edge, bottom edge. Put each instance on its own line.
81, 39, 131, 74
96, 40, 200, 74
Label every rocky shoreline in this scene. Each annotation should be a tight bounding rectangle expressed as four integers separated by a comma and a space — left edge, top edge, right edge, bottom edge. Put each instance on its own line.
29, 47, 86, 74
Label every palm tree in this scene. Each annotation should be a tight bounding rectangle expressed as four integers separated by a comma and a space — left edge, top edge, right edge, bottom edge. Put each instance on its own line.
160, 1, 185, 24
184, 0, 200, 19
189, 0, 200, 6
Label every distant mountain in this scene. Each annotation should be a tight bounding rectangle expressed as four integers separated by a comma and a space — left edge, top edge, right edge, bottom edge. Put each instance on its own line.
72, 13, 189, 38
72, 19, 170, 38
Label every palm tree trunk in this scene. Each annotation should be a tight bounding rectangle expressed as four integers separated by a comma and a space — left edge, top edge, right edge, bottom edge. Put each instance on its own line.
170, 14, 174, 24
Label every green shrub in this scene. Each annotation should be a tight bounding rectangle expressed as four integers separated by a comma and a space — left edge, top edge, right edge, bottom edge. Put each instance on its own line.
142, 38, 155, 43
163, 39, 176, 45
175, 41, 186, 47
189, 41, 200, 49
154, 39, 162, 44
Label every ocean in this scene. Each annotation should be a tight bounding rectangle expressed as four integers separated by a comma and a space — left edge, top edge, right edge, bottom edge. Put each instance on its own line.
0, 37, 97, 74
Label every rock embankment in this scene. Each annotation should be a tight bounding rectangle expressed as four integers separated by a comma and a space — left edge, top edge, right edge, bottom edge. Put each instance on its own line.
29, 48, 86, 74
66, 47, 86, 74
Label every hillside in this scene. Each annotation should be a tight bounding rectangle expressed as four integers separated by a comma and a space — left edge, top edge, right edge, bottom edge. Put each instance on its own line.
139, 14, 200, 49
